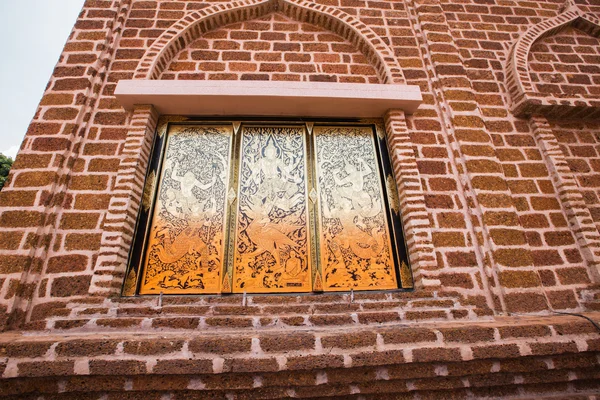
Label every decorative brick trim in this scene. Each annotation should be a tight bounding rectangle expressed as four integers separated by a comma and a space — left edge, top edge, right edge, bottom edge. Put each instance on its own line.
384, 110, 436, 289
406, 1, 512, 314
91, 106, 159, 296
133, 0, 405, 84
505, 1, 600, 119
529, 115, 600, 284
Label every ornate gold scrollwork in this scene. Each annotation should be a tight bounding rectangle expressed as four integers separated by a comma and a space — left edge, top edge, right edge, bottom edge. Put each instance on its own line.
400, 261, 414, 289
314, 126, 398, 291
156, 116, 189, 138
141, 170, 156, 212
386, 174, 400, 215
232, 126, 312, 293
122, 268, 137, 297
140, 125, 233, 294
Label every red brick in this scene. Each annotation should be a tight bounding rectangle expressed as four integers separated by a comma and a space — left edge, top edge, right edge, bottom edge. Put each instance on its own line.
0, 255, 32, 274
151, 317, 200, 329
123, 339, 184, 355
55, 339, 118, 357
32, 137, 71, 151
321, 331, 377, 349
260, 333, 315, 352
69, 175, 108, 191
89, 360, 146, 375
544, 231, 575, 246
59, 213, 99, 229
381, 328, 437, 344
18, 361, 74, 377
357, 312, 400, 324
13, 172, 57, 188
499, 270, 541, 288
188, 337, 251, 354
309, 314, 354, 326
0, 231, 23, 250
286, 354, 344, 370
439, 326, 494, 343
222, 358, 279, 373
472, 344, 520, 359
556, 268, 591, 284
498, 324, 551, 338
46, 255, 88, 273
64, 233, 102, 251
351, 349, 405, 367
505, 292, 548, 312
5, 341, 54, 357
50, 275, 91, 297
412, 347, 462, 363
529, 341, 578, 356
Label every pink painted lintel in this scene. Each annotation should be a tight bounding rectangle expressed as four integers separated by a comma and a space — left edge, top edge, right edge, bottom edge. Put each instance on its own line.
114, 80, 423, 118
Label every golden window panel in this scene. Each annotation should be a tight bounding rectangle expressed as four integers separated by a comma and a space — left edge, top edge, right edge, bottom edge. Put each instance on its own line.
314, 126, 397, 291
123, 120, 413, 296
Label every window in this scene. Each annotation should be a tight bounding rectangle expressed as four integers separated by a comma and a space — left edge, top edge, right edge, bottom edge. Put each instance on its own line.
123, 120, 412, 296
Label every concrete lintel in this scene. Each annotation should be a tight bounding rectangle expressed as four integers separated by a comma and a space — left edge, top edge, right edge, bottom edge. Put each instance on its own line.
114, 80, 423, 118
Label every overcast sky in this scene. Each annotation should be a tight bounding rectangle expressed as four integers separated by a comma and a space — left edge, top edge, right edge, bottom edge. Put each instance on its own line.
0, 1, 85, 158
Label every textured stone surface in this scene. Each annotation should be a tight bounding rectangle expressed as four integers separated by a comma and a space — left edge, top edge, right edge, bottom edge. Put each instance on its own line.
1, 0, 600, 397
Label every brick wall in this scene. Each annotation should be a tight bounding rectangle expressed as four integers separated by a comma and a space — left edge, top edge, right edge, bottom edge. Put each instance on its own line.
0, 0, 599, 396
529, 26, 600, 97
551, 119, 600, 231
161, 13, 380, 82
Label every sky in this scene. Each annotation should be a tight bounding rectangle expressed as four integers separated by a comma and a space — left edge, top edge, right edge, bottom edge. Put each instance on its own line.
0, 0, 85, 159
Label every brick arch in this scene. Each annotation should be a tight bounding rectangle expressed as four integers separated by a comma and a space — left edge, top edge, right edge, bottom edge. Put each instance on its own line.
134, 0, 405, 85
505, 1, 600, 118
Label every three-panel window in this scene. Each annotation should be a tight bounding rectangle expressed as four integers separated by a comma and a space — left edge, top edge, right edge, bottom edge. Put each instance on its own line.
123, 120, 412, 296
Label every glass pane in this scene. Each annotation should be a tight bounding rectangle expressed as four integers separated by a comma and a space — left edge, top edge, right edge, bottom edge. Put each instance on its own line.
139, 125, 233, 294
232, 126, 312, 293
314, 126, 398, 291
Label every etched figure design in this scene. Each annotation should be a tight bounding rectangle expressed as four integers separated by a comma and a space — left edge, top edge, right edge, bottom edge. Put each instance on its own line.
141, 126, 231, 294
315, 126, 397, 290
321, 191, 384, 261
233, 127, 310, 292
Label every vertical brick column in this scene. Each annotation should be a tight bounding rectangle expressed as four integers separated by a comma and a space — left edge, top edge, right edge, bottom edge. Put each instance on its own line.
406, 0, 552, 314
0, 0, 129, 330
92, 105, 159, 296
384, 110, 437, 289
530, 115, 600, 284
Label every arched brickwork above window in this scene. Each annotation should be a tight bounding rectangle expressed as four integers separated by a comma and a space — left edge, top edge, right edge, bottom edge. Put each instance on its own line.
133, 0, 405, 85
160, 13, 381, 84
505, 1, 600, 119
